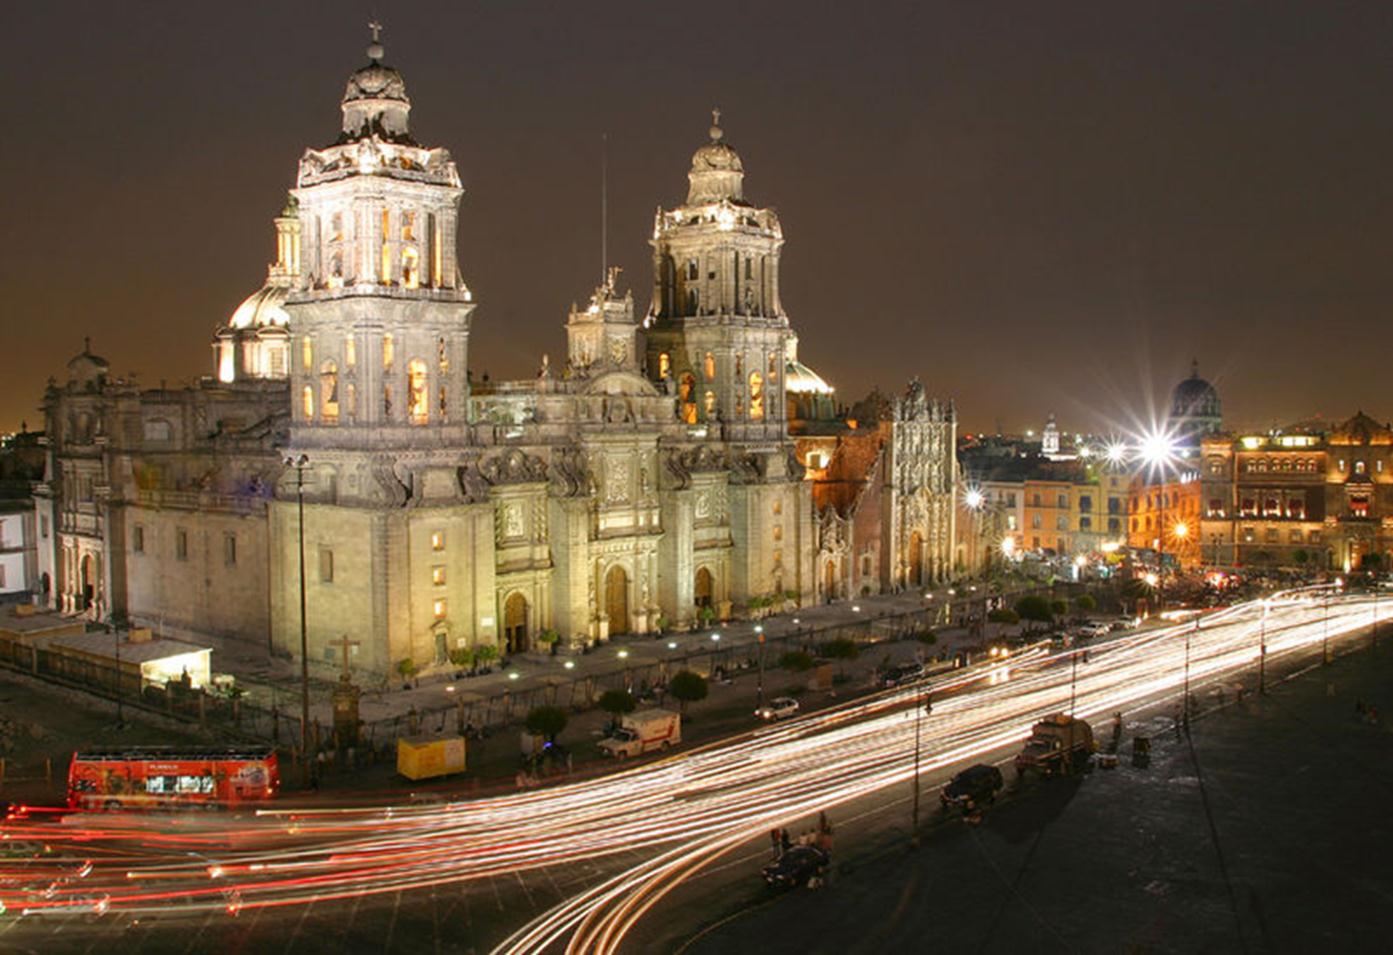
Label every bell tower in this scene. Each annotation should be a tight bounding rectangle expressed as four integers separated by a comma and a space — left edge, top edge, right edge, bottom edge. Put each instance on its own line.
645, 111, 790, 444
285, 24, 475, 449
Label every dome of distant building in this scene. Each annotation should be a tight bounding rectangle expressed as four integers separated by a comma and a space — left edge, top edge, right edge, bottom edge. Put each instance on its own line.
785, 358, 834, 396
1169, 359, 1222, 443
66, 339, 109, 385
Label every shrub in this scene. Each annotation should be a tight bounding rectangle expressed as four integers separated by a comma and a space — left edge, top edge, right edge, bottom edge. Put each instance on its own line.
820, 637, 859, 661
448, 647, 473, 668
1050, 599, 1069, 617
396, 658, 416, 679
779, 650, 814, 672
1073, 594, 1097, 612
915, 630, 938, 646
1014, 595, 1054, 624
524, 705, 568, 742
536, 629, 560, 645
475, 644, 500, 665
987, 608, 1020, 625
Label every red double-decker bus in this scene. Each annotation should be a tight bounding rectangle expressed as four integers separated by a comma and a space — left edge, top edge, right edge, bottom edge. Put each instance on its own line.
67, 746, 280, 811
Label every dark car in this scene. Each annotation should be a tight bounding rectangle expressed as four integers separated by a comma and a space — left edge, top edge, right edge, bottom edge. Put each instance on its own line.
881, 662, 925, 688
939, 763, 1004, 811
761, 844, 830, 889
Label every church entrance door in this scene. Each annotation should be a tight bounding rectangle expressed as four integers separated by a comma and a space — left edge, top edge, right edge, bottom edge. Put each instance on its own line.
605, 567, 630, 636
909, 532, 924, 585
694, 567, 713, 609
504, 593, 529, 655
824, 559, 838, 601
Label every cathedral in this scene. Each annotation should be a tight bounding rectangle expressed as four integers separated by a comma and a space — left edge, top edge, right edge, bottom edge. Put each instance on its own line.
35, 33, 956, 677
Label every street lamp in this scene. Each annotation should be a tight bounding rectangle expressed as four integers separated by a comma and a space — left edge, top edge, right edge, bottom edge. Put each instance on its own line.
284, 453, 310, 783
1138, 426, 1181, 613
964, 487, 985, 576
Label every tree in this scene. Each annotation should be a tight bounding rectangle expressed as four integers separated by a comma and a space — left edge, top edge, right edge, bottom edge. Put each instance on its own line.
779, 650, 814, 672
669, 670, 709, 713
474, 643, 500, 672
987, 608, 1020, 625
1292, 549, 1310, 566
915, 629, 938, 646
1073, 594, 1097, 613
1014, 595, 1054, 629
525, 705, 568, 743
598, 689, 637, 718
820, 637, 859, 677
1050, 598, 1069, 618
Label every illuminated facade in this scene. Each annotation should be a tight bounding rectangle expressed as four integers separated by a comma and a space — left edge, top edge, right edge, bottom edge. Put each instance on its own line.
1198, 412, 1393, 571
37, 33, 842, 676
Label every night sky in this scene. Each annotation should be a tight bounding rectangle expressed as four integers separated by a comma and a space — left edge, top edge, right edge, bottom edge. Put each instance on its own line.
4, 1, 1392, 437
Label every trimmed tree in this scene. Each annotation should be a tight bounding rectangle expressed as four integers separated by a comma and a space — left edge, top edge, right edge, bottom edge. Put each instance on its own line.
779, 650, 815, 672
987, 608, 1020, 625
524, 705, 568, 743
1050, 598, 1069, 618
598, 689, 637, 718
1014, 595, 1054, 630
820, 637, 860, 678
1073, 594, 1097, 613
474, 643, 500, 671
669, 670, 709, 714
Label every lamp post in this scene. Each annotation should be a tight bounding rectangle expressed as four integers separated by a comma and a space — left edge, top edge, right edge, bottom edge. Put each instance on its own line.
911, 689, 930, 847
284, 453, 310, 783
1138, 427, 1181, 615
964, 488, 984, 577
755, 626, 765, 708
1258, 599, 1268, 695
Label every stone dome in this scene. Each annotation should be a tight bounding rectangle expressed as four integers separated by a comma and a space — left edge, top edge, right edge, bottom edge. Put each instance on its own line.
338, 28, 413, 144
1170, 359, 1221, 421
228, 284, 290, 330
785, 358, 834, 396
687, 109, 746, 204
66, 339, 109, 385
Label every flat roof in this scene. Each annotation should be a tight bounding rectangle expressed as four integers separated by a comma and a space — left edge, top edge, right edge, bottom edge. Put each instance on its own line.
0, 610, 86, 635
49, 631, 212, 664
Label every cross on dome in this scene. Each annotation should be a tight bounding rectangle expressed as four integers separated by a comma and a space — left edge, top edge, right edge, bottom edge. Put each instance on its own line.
367, 20, 385, 62
709, 107, 723, 142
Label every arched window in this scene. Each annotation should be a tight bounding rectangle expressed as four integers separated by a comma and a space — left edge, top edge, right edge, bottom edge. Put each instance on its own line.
408, 359, 429, 425
658, 353, 671, 379
686, 288, 698, 314
402, 247, 420, 289
768, 352, 778, 379
301, 385, 314, 420
748, 371, 764, 420
346, 382, 357, 419
301, 336, 313, 371
704, 391, 717, 418
703, 352, 716, 380
679, 373, 697, 425
320, 361, 339, 422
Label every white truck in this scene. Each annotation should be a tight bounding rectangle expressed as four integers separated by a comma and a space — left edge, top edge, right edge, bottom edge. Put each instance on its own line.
597, 709, 681, 759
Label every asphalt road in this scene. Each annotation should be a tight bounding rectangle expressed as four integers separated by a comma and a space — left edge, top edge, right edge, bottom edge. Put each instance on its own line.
2, 589, 1383, 954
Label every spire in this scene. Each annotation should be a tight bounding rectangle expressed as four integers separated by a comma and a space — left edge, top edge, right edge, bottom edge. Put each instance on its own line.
709, 107, 723, 142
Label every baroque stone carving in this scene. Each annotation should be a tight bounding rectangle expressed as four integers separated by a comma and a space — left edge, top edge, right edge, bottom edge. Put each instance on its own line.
480, 449, 548, 485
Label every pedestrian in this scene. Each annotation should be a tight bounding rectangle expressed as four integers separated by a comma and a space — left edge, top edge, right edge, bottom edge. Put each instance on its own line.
769, 828, 781, 859
780, 828, 791, 852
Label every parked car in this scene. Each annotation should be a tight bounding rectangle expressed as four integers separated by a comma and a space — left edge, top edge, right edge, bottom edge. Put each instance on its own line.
940, 763, 1004, 811
1076, 621, 1111, 640
881, 661, 925, 688
761, 844, 830, 889
755, 697, 800, 721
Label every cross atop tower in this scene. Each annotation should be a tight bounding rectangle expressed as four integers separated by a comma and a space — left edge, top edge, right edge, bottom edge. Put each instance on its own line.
367, 20, 384, 62
369, 20, 383, 43
709, 107, 723, 141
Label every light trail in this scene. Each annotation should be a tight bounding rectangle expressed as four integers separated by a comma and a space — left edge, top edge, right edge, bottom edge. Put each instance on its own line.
0, 587, 1378, 954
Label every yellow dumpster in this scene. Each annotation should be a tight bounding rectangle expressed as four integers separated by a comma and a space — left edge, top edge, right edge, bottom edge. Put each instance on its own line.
396, 735, 466, 781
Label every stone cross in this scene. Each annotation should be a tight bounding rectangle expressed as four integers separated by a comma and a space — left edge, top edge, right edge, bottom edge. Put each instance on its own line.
369, 20, 383, 43
334, 633, 361, 679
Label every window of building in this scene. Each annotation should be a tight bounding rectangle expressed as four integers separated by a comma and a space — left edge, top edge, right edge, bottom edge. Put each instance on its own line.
686, 259, 699, 281
1057, 493, 1068, 510
735, 353, 744, 376
345, 335, 356, 367
861, 555, 872, 575
1287, 499, 1305, 520
1338, 459, 1346, 472
748, 371, 764, 420
1107, 497, 1120, 515
408, 359, 429, 425
1031, 514, 1042, 529
383, 334, 395, 370
320, 361, 339, 422
1289, 529, 1303, 543
302, 385, 314, 420
132, 524, 144, 554
1266, 528, 1279, 543
1380, 460, 1386, 473
401, 247, 420, 288
383, 384, 393, 418
1080, 516, 1092, 531
1032, 537, 1041, 549
175, 528, 188, 561
768, 353, 778, 379
679, 373, 697, 424
346, 382, 357, 418
1351, 494, 1371, 518
223, 533, 236, 567
302, 336, 313, 371
1007, 515, 1018, 531
1005, 493, 1017, 507
1355, 460, 1367, 476
1208, 499, 1224, 517
433, 598, 447, 620
1263, 498, 1280, 517
745, 256, 753, 280
1107, 518, 1120, 534
1032, 494, 1042, 507
658, 353, 671, 379
1242, 527, 1256, 543
1078, 495, 1092, 512
1056, 515, 1068, 531
703, 391, 716, 418
318, 547, 334, 583
432, 565, 446, 586
1309, 531, 1322, 543
431, 530, 445, 551
1241, 498, 1256, 517
402, 210, 416, 241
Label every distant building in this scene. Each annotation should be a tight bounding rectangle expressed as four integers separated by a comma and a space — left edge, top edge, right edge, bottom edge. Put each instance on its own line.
1199, 411, 1393, 571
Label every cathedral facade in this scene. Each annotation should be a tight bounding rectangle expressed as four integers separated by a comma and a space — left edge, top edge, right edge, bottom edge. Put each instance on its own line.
35, 36, 834, 677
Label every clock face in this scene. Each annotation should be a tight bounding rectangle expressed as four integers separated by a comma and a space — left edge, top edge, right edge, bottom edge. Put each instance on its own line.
609, 338, 627, 364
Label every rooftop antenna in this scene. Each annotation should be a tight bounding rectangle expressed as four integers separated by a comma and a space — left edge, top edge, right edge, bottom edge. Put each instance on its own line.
601, 132, 609, 291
